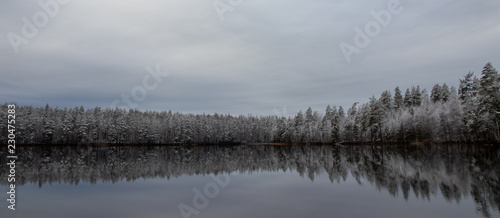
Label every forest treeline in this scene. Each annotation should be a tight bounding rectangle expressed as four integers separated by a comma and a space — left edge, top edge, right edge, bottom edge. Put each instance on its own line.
1, 63, 499, 145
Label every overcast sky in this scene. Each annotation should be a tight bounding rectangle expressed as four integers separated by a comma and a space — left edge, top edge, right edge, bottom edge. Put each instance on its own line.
1, 0, 499, 116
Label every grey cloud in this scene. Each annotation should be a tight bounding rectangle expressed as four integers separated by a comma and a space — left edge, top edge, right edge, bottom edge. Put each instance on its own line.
1, 0, 499, 116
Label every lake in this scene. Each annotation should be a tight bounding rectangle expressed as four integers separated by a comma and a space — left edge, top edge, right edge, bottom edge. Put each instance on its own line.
1, 144, 499, 218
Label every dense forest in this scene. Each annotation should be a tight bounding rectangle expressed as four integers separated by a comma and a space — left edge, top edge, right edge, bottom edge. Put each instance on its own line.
1, 62, 499, 144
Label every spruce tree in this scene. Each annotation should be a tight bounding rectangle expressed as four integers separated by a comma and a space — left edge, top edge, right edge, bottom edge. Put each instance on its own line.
411, 86, 422, 106
380, 90, 392, 110
479, 62, 500, 141
459, 72, 476, 102
441, 83, 450, 102
404, 88, 412, 107
431, 84, 442, 103
394, 86, 403, 109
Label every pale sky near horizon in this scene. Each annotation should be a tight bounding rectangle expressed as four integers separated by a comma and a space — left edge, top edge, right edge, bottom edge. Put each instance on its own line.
1, 0, 499, 116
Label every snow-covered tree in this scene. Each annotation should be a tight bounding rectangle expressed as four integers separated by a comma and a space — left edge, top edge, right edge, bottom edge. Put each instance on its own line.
394, 86, 403, 109
478, 62, 500, 142
404, 88, 412, 107
5, 63, 498, 144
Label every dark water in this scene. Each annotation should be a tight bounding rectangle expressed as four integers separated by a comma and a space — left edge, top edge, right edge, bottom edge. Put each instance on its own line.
1, 144, 499, 218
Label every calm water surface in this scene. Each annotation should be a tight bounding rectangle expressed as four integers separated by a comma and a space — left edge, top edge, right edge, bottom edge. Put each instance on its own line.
1, 144, 499, 218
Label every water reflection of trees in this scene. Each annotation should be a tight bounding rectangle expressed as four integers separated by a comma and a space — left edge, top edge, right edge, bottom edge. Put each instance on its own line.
1, 144, 498, 217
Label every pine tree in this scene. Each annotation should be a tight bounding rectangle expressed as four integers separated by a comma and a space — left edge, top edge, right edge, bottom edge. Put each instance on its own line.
459, 72, 477, 103
322, 105, 332, 126
431, 84, 442, 103
394, 86, 403, 109
348, 103, 358, 117
380, 90, 392, 110
411, 86, 422, 106
359, 103, 371, 141
439, 89, 462, 141
61, 111, 74, 143
331, 119, 340, 143
305, 107, 314, 126
323, 105, 333, 123
459, 73, 480, 141
338, 106, 345, 118
441, 83, 450, 102
352, 123, 360, 141
294, 111, 304, 142
478, 62, 500, 141
369, 96, 383, 141
42, 104, 54, 143
304, 107, 315, 142
321, 105, 333, 141
330, 106, 340, 142
404, 88, 412, 107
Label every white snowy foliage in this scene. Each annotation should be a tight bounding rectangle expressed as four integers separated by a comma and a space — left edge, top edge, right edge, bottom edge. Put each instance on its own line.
1, 63, 498, 144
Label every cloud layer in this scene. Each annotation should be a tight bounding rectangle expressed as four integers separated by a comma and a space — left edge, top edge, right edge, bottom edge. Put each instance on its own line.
1, 0, 499, 115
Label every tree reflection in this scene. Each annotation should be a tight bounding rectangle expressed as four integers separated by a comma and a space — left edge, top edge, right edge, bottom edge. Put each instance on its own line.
1, 144, 498, 217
